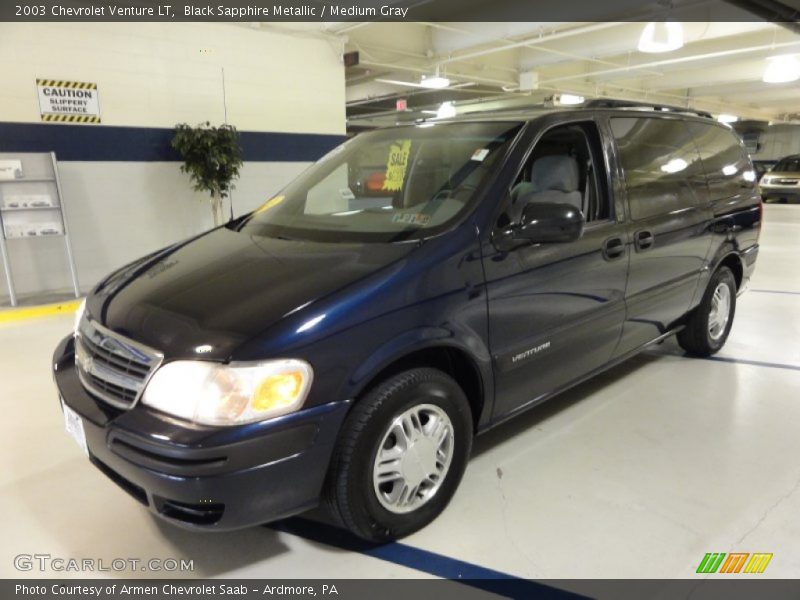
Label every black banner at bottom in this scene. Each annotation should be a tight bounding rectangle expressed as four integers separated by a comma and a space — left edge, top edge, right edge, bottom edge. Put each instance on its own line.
5, 579, 800, 600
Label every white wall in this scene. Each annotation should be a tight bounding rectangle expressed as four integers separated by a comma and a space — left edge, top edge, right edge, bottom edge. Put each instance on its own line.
754, 124, 800, 161
0, 23, 345, 300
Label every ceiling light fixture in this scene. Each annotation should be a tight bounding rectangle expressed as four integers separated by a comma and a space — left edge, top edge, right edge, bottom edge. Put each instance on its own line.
638, 22, 684, 53
717, 114, 739, 124
436, 101, 456, 119
762, 54, 800, 84
420, 74, 451, 89
557, 93, 585, 105
421, 65, 450, 89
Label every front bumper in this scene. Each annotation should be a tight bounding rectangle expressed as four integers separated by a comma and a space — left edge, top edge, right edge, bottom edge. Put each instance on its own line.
52, 335, 350, 531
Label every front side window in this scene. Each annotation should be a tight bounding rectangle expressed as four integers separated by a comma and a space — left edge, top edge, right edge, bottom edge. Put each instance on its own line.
500, 121, 610, 228
611, 117, 707, 221
239, 122, 522, 243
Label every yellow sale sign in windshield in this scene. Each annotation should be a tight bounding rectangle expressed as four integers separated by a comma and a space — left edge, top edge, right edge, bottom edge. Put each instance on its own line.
382, 140, 411, 192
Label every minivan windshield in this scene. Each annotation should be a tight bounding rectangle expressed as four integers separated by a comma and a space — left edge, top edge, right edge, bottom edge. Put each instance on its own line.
239, 122, 523, 243
774, 157, 800, 173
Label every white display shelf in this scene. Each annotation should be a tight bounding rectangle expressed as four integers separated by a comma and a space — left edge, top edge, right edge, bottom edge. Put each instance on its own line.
1, 206, 61, 212
0, 178, 57, 183
0, 152, 79, 306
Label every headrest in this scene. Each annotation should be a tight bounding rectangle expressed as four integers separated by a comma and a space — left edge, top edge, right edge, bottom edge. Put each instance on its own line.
531, 155, 580, 193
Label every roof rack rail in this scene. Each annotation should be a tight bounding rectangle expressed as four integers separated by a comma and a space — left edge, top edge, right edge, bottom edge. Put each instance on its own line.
584, 98, 713, 119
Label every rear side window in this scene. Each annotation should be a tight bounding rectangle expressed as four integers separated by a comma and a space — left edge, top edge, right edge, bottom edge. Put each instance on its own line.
610, 117, 706, 220
686, 122, 754, 201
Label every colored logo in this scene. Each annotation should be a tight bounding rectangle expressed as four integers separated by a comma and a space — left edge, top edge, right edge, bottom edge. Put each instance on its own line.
697, 552, 772, 574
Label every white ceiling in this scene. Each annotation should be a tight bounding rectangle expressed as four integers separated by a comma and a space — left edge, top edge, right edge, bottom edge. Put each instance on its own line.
329, 21, 800, 126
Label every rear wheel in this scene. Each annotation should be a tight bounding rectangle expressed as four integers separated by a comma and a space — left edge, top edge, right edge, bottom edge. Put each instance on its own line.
678, 266, 737, 357
325, 368, 472, 542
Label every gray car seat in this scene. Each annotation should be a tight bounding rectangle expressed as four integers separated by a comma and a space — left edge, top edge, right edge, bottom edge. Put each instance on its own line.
509, 155, 583, 222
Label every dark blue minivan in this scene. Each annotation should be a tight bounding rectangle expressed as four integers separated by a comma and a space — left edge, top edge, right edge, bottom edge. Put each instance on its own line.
53, 103, 761, 541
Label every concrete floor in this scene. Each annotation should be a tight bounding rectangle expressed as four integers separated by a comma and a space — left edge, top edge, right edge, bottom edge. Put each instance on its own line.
1, 205, 798, 581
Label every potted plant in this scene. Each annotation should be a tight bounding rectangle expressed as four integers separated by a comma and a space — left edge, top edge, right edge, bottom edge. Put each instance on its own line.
171, 121, 243, 226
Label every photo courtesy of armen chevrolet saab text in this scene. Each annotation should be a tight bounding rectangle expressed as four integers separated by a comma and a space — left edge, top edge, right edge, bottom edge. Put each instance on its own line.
53, 101, 760, 542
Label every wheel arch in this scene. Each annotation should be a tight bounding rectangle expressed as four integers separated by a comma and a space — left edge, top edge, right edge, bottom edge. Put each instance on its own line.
715, 252, 744, 290
710, 250, 744, 290
350, 340, 490, 432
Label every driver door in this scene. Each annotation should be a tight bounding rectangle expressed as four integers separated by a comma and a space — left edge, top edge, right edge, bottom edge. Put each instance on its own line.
481, 118, 628, 421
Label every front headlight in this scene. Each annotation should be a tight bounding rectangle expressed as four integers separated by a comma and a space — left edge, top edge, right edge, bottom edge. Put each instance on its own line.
73, 298, 86, 334
141, 359, 313, 426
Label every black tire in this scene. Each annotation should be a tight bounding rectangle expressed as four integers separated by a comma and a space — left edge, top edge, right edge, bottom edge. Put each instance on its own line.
325, 368, 473, 542
678, 266, 737, 357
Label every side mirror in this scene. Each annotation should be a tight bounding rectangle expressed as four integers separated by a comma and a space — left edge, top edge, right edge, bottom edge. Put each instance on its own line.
494, 201, 584, 251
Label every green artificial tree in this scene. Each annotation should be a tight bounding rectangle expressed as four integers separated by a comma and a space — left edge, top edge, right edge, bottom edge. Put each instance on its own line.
171, 122, 243, 226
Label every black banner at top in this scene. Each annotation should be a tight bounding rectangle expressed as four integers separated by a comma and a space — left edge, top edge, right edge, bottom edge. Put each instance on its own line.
3, 0, 800, 22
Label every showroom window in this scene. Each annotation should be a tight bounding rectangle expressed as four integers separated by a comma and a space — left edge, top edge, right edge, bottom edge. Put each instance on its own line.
611, 117, 707, 220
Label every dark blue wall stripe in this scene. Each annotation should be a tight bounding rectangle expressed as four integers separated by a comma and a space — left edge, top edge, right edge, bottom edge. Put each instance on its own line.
0, 122, 345, 162
272, 518, 586, 599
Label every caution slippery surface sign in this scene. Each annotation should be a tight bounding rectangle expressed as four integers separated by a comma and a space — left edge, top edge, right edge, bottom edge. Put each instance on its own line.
36, 79, 101, 124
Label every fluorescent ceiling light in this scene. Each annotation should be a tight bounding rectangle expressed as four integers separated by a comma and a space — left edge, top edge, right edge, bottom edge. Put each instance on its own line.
717, 114, 738, 124
558, 93, 585, 105
375, 78, 473, 90
763, 55, 800, 84
436, 101, 456, 119
420, 75, 451, 89
638, 22, 684, 53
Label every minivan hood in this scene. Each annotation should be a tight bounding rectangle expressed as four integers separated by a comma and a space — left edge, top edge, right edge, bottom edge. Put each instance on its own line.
90, 227, 415, 359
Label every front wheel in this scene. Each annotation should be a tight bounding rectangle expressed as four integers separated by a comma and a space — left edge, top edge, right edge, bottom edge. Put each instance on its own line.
678, 266, 737, 357
325, 368, 473, 542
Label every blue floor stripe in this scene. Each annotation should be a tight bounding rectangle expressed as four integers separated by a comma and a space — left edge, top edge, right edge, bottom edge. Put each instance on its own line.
271, 517, 586, 599
649, 350, 800, 373
703, 355, 800, 372
750, 289, 800, 296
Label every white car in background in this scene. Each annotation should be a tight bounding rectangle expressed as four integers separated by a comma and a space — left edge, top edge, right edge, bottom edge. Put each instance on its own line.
760, 155, 800, 203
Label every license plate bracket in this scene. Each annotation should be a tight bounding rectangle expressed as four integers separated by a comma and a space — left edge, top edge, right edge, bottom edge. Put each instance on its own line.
61, 398, 88, 456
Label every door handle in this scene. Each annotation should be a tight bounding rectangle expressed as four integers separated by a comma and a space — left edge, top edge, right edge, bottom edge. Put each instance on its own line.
635, 230, 654, 251
602, 236, 625, 260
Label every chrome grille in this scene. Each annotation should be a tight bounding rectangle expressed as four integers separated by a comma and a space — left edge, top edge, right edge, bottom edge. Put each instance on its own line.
75, 316, 163, 410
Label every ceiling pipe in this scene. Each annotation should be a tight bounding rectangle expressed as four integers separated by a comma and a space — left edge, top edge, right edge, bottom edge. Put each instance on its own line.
437, 22, 623, 64
357, 58, 519, 87
346, 85, 490, 108
537, 39, 800, 85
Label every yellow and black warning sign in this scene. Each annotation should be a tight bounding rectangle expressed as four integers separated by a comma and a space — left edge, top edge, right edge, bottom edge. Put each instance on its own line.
36, 79, 101, 124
